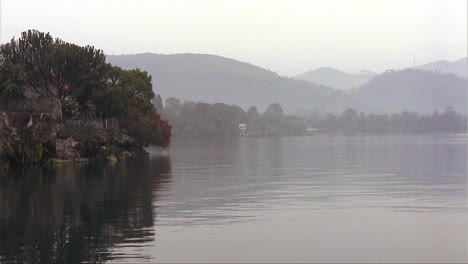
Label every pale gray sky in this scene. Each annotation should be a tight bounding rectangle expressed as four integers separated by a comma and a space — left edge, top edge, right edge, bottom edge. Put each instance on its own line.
1, 0, 466, 76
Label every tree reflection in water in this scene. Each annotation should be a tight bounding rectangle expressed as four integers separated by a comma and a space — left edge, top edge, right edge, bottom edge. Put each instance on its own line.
0, 155, 172, 263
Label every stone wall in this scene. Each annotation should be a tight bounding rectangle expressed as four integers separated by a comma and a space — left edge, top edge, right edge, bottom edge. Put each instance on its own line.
0, 101, 133, 168
0, 98, 62, 120
0, 111, 57, 164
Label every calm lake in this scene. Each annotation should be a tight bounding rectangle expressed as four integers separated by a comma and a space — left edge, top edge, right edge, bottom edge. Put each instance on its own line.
0, 134, 467, 263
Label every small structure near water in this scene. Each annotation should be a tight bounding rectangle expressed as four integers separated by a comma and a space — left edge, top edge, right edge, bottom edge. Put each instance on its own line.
238, 124, 247, 136
306, 127, 319, 135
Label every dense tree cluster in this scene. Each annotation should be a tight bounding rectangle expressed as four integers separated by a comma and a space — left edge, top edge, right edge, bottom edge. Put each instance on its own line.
160, 98, 307, 137
309, 107, 467, 134
354, 69, 467, 113
159, 97, 467, 137
162, 98, 247, 136
0, 30, 170, 147
0, 30, 107, 102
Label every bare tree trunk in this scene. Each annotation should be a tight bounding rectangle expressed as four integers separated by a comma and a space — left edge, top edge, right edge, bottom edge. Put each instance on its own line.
58, 98, 63, 122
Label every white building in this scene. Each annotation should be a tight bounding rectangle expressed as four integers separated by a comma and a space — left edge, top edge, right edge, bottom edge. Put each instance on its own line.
239, 124, 247, 135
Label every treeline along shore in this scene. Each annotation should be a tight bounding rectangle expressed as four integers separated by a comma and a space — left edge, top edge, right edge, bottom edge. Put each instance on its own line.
0, 30, 171, 173
158, 98, 467, 137
0, 30, 466, 173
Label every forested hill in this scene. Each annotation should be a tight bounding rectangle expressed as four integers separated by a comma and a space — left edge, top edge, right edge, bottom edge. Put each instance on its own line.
108, 53, 467, 114
352, 69, 468, 113
295, 67, 377, 90
415, 57, 467, 77
107, 53, 349, 113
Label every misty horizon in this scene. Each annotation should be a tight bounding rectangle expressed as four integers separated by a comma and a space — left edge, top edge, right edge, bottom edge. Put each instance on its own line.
0, 1, 467, 263
1, 0, 466, 76
107, 51, 467, 76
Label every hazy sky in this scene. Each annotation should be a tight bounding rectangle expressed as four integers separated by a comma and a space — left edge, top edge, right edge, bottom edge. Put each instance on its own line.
1, 0, 466, 76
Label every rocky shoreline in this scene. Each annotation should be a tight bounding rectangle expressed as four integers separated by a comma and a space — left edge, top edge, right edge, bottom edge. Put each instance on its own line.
0, 30, 172, 174
0, 108, 143, 174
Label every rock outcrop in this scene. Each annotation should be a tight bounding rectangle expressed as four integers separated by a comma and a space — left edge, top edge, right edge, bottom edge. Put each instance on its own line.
0, 109, 138, 171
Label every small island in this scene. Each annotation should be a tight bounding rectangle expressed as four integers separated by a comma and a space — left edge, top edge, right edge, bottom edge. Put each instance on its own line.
0, 30, 171, 172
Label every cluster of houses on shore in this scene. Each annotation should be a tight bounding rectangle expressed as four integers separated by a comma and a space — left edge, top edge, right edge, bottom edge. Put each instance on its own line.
237, 123, 318, 137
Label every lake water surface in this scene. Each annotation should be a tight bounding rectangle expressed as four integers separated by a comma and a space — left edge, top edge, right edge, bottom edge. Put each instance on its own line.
0, 135, 467, 263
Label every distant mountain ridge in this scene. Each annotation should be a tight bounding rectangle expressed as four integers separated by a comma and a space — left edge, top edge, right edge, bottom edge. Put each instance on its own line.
108, 53, 467, 114
351, 69, 467, 113
107, 53, 350, 113
294, 67, 377, 90
415, 57, 467, 77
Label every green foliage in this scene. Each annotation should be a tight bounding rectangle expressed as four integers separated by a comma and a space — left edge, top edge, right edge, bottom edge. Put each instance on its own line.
47, 158, 71, 164
160, 100, 305, 137
29, 143, 43, 163
0, 64, 27, 100
264, 103, 284, 120
163, 97, 467, 137
0, 30, 54, 97
164, 97, 183, 115
105, 154, 118, 163
0, 30, 108, 101
342, 108, 359, 133
62, 96, 80, 118
3, 114, 56, 164
0, 30, 171, 148
128, 117, 159, 146
0, 159, 9, 175
342, 108, 358, 120
93, 66, 154, 121
308, 107, 467, 134
119, 151, 132, 158
90, 66, 169, 146
247, 106, 259, 118
163, 100, 247, 136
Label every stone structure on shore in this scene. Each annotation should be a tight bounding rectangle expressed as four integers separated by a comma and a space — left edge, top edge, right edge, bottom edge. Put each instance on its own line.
0, 98, 138, 173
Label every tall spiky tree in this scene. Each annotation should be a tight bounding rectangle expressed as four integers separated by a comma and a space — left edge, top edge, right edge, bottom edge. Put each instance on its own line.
0, 30, 108, 103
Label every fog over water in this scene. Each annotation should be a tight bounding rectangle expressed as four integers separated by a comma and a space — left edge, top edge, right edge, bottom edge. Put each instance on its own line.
0, 1, 467, 262
1, 135, 466, 262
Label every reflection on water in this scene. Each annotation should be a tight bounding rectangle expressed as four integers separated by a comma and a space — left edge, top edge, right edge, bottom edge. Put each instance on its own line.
0, 134, 467, 262
0, 156, 171, 263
